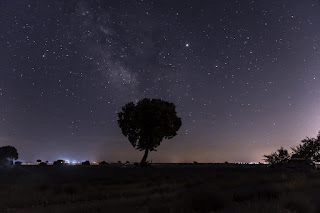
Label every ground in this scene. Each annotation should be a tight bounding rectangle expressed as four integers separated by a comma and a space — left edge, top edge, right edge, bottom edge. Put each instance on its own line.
0, 164, 319, 213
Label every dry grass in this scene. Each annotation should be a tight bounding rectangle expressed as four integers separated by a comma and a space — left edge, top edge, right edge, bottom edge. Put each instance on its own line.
0, 165, 320, 212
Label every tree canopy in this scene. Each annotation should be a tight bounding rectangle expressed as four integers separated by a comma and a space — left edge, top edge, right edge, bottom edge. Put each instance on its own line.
263, 147, 290, 165
0, 145, 18, 166
263, 131, 320, 165
117, 98, 182, 166
291, 133, 320, 161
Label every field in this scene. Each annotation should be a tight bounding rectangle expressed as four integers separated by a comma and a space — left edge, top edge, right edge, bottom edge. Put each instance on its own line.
0, 164, 320, 213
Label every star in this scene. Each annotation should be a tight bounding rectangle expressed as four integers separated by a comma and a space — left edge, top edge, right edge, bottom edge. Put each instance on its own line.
1, 0, 319, 164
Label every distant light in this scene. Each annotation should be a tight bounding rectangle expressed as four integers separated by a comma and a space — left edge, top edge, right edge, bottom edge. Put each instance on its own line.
249, 162, 259, 164
185, 43, 189, 47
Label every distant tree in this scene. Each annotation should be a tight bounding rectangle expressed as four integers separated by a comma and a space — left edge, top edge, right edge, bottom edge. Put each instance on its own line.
125, 161, 130, 164
39, 162, 47, 166
118, 98, 182, 166
82, 160, 90, 165
117, 161, 122, 164
36, 159, 42, 163
291, 133, 320, 161
0, 146, 18, 166
99, 161, 108, 165
53, 159, 65, 166
263, 147, 290, 165
193, 161, 198, 164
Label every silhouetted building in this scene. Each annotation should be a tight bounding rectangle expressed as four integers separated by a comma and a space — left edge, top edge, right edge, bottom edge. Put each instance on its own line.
287, 158, 316, 170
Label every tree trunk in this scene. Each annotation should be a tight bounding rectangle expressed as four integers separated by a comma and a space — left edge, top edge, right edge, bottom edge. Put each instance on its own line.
140, 149, 149, 166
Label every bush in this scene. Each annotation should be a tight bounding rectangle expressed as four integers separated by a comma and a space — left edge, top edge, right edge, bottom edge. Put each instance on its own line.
82, 160, 90, 166
53, 160, 65, 166
15, 161, 22, 166
99, 161, 108, 165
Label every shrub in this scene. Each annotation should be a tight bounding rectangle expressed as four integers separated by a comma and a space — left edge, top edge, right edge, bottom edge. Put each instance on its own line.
14, 161, 22, 166
53, 159, 65, 166
39, 162, 47, 166
82, 160, 90, 166
99, 161, 108, 165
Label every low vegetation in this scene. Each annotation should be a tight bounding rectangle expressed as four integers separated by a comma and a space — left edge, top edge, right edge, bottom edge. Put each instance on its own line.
264, 131, 320, 166
0, 164, 320, 213
2, 112, 320, 212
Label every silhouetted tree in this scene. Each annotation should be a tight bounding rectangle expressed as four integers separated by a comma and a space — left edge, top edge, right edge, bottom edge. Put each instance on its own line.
53, 159, 65, 166
99, 161, 108, 165
118, 98, 182, 166
82, 160, 90, 165
36, 159, 42, 163
0, 146, 18, 166
291, 133, 320, 161
263, 147, 290, 165
39, 162, 47, 166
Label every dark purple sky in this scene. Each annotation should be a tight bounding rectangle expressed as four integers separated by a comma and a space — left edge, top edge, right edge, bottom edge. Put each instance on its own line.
1, 0, 320, 163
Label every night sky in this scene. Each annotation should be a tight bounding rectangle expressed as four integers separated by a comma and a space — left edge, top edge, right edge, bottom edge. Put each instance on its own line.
1, 0, 320, 163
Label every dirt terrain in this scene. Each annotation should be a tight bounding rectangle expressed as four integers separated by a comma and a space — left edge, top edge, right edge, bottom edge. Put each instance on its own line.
0, 164, 319, 213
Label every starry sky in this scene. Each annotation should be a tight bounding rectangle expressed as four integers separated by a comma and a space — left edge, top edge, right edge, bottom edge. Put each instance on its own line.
1, 0, 320, 163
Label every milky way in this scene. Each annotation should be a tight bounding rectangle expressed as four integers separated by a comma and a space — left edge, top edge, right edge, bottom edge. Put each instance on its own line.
1, 0, 320, 163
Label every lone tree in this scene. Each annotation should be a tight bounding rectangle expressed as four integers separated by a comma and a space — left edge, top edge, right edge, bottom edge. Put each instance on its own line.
263, 147, 290, 165
118, 98, 182, 166
0, 145, 18, 166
